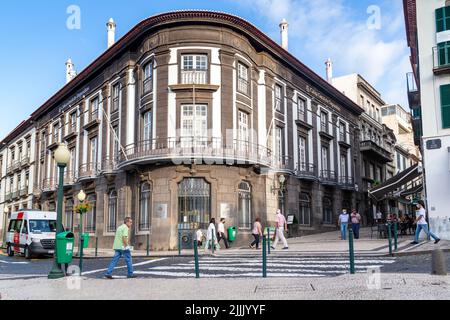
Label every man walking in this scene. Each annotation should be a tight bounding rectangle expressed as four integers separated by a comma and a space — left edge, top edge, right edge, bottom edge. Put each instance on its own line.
351, 209, 362, 239
105, 217, 136, 279
410, 201, 440, 245
271, 209, 289, 250
217, 218, 230, 249
338, 209, 349, 240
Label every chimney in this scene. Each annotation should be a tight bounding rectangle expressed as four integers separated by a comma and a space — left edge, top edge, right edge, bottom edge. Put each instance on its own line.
279, 19, 289, 50
65, 58, 77, 84
107, 18, 116, 49
325, 58, 333, 83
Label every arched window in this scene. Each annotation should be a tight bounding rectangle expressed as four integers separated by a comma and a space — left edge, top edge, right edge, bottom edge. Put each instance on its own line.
107, 190, 117, 232
238, 181, 252, 230
139, 182, 152, 231
85, 194, 96, 233
299, 193, 311, 226
323, 197, 333, 224
64, 199, 74, 231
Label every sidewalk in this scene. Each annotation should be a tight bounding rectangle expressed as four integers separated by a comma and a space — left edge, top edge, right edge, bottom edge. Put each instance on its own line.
74, 227, 450, 259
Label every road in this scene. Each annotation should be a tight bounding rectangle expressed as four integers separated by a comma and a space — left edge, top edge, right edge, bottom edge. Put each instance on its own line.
1, 250, 449, 280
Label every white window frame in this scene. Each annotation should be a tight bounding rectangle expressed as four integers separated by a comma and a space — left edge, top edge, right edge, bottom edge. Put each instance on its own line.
181, 104, 208, 147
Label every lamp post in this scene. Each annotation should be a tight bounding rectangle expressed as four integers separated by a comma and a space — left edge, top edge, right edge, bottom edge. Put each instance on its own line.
77, 190, 87, 274
278, 175, 286, 214
48, 144, 70, 279
2, 207, 9, 249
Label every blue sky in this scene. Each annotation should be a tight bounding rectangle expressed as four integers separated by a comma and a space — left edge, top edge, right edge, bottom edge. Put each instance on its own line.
0, 0, 410, 140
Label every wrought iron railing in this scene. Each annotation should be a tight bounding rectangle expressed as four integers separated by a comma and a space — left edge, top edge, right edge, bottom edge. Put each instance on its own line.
320, 170, 337, 183
296, 163, 316, 178
78, 162, 100, 180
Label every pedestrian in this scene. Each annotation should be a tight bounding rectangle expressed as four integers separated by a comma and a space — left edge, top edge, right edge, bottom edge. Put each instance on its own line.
205, 218, 218, 251
196, 228, 204, 247
250, 217, 263, 249
338, 209, 349, 240
271, 209, 289, 250
410, 201, 440, 245
217, 218, 230, 249
105, 217, 136, 279
376, 210, 383, 223
351, 209, 362, 239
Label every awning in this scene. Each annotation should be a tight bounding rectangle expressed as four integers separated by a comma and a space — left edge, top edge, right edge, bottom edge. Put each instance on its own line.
400, 183, 423, 197
368, 164, 422, 201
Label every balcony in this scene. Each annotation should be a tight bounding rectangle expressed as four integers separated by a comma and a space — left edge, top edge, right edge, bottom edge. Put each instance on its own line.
295, 163, 317, 180
319, 125, 333, 140
433, 45, 450, 75
338, 135, 351, 149
83, 111, 100, 130
12, 190, 20, 200
360, 140, 393, 163
78, 163, 100, 181
42, 178, 57, 193
63, 171, 76, 186
339, 176, 355, 190
406, 72, 420, 109
102, 158, 118, 175
20, 187, 28, 197
20, 156, 30, 167
5, 193, 12, 202
320, 170, 337, 185
119, 138, 273, 169
12, 160, 21, 172
64, 124, 78, 140
181, 70, 207, 85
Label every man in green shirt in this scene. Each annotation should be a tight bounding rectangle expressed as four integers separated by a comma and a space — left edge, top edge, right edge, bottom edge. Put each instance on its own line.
105, 217, 136, 279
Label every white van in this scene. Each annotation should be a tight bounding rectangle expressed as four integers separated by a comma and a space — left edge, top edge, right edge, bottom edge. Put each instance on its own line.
5, 210, 57, 259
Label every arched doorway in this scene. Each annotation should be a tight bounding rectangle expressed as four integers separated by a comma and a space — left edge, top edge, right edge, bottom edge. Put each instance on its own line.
178, 178, 211, 248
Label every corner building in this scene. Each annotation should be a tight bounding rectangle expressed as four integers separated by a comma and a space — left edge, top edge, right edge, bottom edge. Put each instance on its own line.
29, 11, 364, 250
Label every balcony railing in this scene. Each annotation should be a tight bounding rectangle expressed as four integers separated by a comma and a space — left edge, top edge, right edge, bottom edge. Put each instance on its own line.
21, 156, 30, 167
12, 190, 20, 200
360, 140, 393, 163
19, 187, 28, 197
339, 176, 355, 189
5, 193, 12, 202
296, 163, 316, 180
180, 70, 207, 85
102, 158, 118, 174
119, 137, 273, 168
64, 171, 76, 186
42, 178, 57, 192
78, 162, 100, 180
406, 72, 420, 109
320, 170, 337, 184
433, 45, 450, 75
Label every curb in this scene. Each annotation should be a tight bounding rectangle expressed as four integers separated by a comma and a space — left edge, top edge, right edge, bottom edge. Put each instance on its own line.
391, 248, 450, 257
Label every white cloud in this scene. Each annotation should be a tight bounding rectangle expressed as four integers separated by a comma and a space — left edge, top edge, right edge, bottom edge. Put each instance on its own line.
233, 0, 411, 107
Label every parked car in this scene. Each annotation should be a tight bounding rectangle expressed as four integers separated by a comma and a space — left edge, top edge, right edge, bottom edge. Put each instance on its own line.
6, 210, 57, 259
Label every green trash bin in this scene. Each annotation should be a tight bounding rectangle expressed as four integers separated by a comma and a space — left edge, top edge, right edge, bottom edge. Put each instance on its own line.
56, 231, 75, 264
228, 227, 237, 242
82, 233, 89, 249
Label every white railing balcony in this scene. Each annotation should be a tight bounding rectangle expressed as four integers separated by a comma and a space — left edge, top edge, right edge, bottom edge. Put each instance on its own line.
181, 70, 207, 85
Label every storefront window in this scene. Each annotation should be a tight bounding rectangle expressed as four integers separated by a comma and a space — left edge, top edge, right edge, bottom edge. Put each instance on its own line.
178, 178, 210, 230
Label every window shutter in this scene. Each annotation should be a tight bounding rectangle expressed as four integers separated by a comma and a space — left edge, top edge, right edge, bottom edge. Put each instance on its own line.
437, 7, 444, 32
440, 84, 450, 128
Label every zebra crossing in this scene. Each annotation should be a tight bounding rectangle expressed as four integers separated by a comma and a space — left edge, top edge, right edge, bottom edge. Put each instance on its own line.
133, 254, 397, 278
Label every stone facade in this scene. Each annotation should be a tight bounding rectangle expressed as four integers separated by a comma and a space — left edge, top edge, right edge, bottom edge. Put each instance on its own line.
0, 11, 364, 250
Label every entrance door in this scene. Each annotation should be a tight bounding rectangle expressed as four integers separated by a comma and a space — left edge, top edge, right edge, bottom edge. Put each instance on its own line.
178, 178, 211, 249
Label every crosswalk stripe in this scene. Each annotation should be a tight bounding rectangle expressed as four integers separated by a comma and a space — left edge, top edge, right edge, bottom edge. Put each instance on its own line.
134, 271, 328, 278
195, 259, 396, 264
150, 264, 384, 270
150, 265, 350, 273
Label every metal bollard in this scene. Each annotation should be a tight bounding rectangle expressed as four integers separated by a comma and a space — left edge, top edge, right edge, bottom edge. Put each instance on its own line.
394, 222, 398, 251
348, 224, 355, 274
178, 230, 181, 256
431, 249, 448, 275
95, 236, 98, 258
267, 228, 271, 255
262, 235, 267, 278
387, 222, 393, 256
146, 233, 150, 257
211, 229, 215, 254
194, 240, 200, 278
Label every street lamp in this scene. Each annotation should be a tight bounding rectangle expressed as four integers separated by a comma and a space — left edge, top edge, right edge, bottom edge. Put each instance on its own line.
2, 207, 9, 249
77, 190, 87, 274
48, 143, 70, 279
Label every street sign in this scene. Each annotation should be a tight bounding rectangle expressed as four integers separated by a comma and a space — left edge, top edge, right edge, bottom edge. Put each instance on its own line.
287, 215, 294, 225
426, 139, 441, 150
